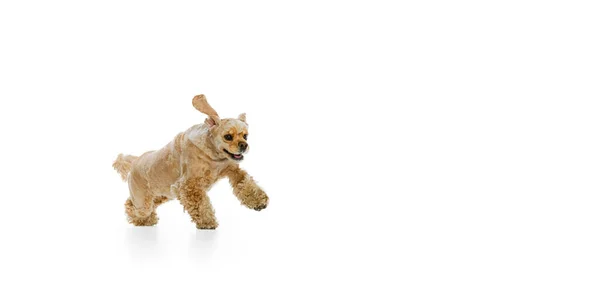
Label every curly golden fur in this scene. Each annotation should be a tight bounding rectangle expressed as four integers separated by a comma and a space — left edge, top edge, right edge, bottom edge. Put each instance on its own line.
113, 94, 269, 229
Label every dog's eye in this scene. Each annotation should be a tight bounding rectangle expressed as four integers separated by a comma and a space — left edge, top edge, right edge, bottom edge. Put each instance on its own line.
224, 134, 233, 141
243, 134, 248, 140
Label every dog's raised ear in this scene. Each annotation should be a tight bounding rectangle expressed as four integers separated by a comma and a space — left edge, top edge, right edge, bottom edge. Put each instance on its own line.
192, 94, 220, 126
238, 113, 246, 123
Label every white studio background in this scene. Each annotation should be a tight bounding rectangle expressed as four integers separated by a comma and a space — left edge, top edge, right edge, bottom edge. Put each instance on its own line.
0, 1, 599, 291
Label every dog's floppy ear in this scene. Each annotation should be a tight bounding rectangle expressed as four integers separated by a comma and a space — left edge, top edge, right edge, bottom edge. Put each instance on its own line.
192, 94, 220, 126
238, 113, 246, 123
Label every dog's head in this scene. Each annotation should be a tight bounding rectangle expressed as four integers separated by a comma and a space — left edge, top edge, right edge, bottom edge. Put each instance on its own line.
192, 95, 249, 162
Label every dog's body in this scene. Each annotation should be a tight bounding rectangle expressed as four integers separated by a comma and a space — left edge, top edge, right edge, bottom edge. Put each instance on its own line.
113, 95, 268, 229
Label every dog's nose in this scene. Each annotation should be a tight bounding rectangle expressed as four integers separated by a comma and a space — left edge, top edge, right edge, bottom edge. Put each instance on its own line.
239, 142, 248, 152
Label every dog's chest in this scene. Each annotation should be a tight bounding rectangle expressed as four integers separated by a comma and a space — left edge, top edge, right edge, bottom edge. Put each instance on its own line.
212, 163, 232, 179
197, 161, 231, 183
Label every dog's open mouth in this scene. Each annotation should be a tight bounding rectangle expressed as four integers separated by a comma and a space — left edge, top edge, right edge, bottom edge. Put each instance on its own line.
223, 149, 244, 161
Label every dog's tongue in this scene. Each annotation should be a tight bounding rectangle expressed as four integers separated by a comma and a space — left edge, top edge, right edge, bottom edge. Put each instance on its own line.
234, 154, 242, 159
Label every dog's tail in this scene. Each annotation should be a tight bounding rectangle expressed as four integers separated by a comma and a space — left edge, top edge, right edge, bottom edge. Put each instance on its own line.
113, 154, 139, 181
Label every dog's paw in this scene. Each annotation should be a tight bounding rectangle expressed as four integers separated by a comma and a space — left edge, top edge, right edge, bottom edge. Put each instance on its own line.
237, 184, 269, 211
249, 194, 269, 211
196, 222, 218, 230
253, 199, 268, 211
253, 205, 267, 211
196, 224, 218, 230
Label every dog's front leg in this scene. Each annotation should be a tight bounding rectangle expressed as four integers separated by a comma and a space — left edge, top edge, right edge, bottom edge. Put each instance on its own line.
225, 167, 269, 211
178, 177, 218, 229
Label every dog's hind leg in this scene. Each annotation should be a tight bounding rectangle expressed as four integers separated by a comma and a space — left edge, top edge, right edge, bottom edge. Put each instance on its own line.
125, 198, 158, 226
124, 172, 159, 226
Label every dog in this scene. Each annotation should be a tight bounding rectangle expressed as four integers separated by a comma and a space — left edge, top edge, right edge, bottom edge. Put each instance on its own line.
113, 94, 269, 229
